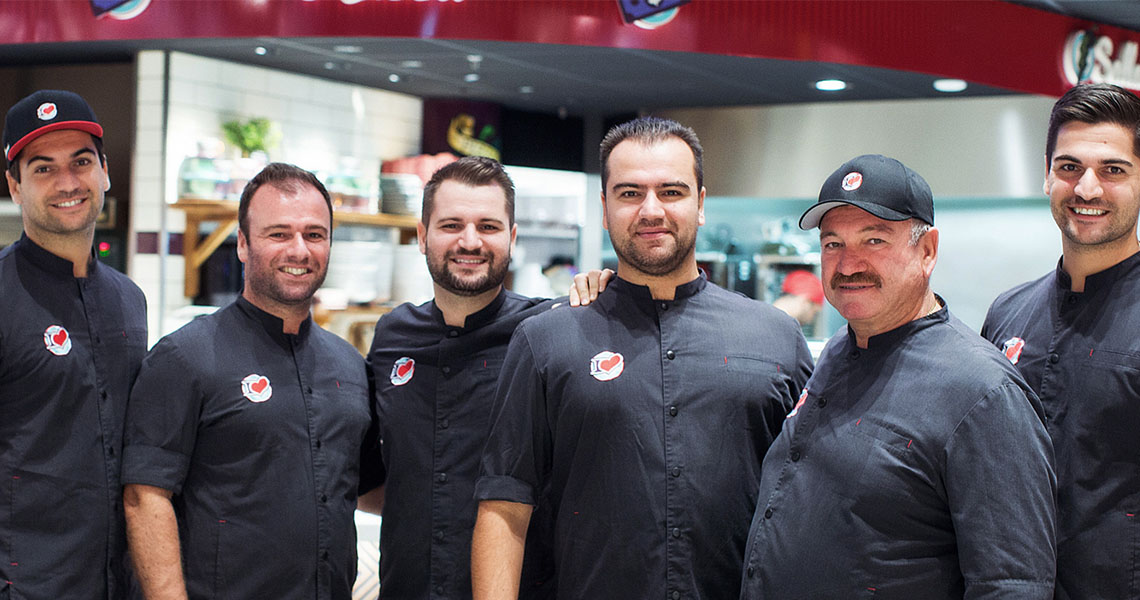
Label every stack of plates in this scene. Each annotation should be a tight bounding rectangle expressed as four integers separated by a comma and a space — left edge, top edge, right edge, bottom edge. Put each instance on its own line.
380, 174, 424, 217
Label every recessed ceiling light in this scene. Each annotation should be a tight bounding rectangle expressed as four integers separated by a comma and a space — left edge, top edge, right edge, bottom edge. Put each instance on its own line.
254, 46, 268, 56
400, 60, 423, 69
519, 85, 534, 94
324, 61, 337, 70
464, 73, 480, 83
333, 45, 363, 54
815, 79, 847, 92
389, 74, 401, 83
466, 54, 483, 64
933, 78, 968, 93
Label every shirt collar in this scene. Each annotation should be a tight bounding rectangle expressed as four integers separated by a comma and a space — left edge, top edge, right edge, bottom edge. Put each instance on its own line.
234, 295, 312, 345
608, 271, 708, 302
1055, 250, 1140, 293
847, 293, 949, 351
14, 233, 97, 279
430, 287, 510, 331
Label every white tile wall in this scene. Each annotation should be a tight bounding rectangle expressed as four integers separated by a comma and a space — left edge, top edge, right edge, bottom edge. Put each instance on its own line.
129, 50, 423, 339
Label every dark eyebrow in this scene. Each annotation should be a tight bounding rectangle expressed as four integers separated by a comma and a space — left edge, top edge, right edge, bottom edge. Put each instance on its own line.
1053, 154, 1135, 168
25, 147, 97, 166
612, 181, 691, 191
820, 223, 896, 238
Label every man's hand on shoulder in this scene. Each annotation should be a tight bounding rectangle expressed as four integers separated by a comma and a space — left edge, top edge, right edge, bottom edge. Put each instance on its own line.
568, 268, 615, 306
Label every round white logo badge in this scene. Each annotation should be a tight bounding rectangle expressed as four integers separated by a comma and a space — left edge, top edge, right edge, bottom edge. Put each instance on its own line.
390, 357, 415, 386
841, 171, 863, 191
589, 350, 625, 382
43, 325, 72, 356
241, 374, 273, 403
36, 102, 58, 121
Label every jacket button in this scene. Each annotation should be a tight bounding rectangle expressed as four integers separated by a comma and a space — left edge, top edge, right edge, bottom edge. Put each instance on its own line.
790, 450, 801, 462
666, 350, 676, 360
764, 508, 773, 519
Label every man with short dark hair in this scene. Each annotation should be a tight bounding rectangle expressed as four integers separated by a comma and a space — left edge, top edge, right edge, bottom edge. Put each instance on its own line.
471, 117, 812, 599
982, 83, 1140, 599
1, 89, 147, 599
740, 154, 1056, 599
122, 163, 372, 599
357, 156, 604, 599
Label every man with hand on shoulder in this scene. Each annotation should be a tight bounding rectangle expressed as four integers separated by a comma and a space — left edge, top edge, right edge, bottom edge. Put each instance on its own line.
357, 156, 607, 599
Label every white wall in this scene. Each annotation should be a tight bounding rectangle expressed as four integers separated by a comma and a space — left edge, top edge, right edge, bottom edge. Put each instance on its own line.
131, 51, 423, 343
662, 95, 1057, 198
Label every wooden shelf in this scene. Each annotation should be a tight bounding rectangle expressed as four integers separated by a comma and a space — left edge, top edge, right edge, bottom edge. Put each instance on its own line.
171, 198, 419, 298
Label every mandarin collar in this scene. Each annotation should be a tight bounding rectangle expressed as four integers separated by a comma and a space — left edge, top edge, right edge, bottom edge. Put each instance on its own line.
15, 233, 97, 279
846, 294, 949, 351
429, 287, 510, 331
235, 295, 312, 344
1056, 250, 1140, 293
608, 271, 707, 302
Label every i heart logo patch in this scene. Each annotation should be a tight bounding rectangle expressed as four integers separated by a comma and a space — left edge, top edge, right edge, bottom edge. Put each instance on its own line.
390, 357, 415, 386
241, 373, 273, 403
1002, 337, 1026, 365
43, 325, 72, 356
589, 350, 624, 382
787, 387, 809, 419
37, 102, 58, 121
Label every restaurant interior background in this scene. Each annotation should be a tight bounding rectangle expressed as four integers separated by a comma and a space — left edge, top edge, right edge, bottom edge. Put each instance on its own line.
3, 2, 1139, 595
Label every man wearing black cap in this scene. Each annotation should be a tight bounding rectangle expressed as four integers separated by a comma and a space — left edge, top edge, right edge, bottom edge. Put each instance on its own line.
982, 83, 1140, 599
1, 90, 147, 598
738, 154, 1056, 599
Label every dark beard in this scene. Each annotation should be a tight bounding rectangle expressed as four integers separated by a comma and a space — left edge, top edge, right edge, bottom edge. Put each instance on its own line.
426, 250, 510, 297
613, 230, 696, 276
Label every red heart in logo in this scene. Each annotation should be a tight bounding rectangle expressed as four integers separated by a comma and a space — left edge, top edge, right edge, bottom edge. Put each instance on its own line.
251, 377, 268, 393
396, 361, 413, 378
600, 355, 621, 372
52, 329, 68, 346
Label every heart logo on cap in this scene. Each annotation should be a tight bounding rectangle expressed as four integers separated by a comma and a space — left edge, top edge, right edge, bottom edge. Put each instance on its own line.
36, 102, 58, 121
241, 373, 273, 403
841, 172, 863, 191
589, 350, 625, 382
43, 325, 72, 356
390, 357, 415, 386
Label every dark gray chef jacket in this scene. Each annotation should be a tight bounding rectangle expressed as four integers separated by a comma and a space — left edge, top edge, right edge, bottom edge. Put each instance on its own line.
360, 289, 557, 599
983, 252, 1140, 600
122, 297, 371, 599
742, 301, 1056, 599
477, 274, 812, 600
0, 234, 147, 600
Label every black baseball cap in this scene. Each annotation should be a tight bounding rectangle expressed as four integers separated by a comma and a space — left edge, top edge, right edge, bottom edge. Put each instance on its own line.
799, 154, 933, 230
4, 90, 103, 163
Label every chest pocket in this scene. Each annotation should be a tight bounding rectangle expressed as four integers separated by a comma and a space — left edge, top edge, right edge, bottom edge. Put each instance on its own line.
721, 355, 789, 437
1073, 349, 1140, 466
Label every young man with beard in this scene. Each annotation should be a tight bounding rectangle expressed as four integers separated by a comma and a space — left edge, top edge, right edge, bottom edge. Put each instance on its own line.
1, 89, 147, 599
471, 117, 812, 599
357, 156, 607, 599
982, 83, 1140, 599
122, 163, 372, 599
740, 155, 1055, 599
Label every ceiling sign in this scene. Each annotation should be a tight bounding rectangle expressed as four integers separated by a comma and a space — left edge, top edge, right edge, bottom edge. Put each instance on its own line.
1063, 29, 1140, 92
616, 0, 689, 24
